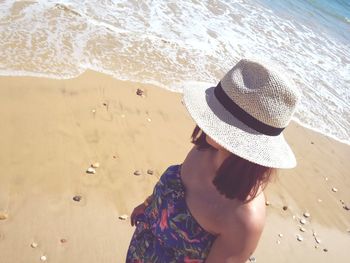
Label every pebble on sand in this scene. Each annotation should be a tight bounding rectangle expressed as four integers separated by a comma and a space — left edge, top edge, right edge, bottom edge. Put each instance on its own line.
299, 227, 306, 232
265, 201, 270, 206
73, 195, 82, 202
86, 167, 96, 174
0, 212, 8, 220
147, 169, 154, 175
31, 242, 38, 248
136, 88, 144, 96
315, 237, 321, 244
60, 238, 67, 243
300, 218, 307, 225
40, 255, 47, 261
118, 215, 128, 220
343, 205, 350, 211
332, 187, 338, 192
282, 205, 288, 211
134, 170, 141, 176
248, 256, 256, 262
323, 248, 328, 252
296, 235, 303, 242
91, 162, 100, 168
278, 233, 283, 238
147, 118, 152, 122
303, 212, 310, 218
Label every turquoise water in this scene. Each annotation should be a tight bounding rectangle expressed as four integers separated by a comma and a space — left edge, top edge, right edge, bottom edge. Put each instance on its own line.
259, 0, 350, 43
0, 0, 349, 144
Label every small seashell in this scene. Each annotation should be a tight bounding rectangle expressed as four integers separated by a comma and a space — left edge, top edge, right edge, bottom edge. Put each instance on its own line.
278, 233, 283, 238
91, 162, 100, 168
134, 170, 141, 176
31, 242, 38, 248
118, 215, 128, 220
332, 187, 338, 192
315, 237, 321, 244
299, 227, 306, 232
300, 218, 307, 225
265, 201, 270, 206
282, 205, 288, 211
340, 199, 345, 204
0, 212, 8, 220
303, 212, 310, 218
86, 167, 96, 174
343, 205, 350, 211
73, 195, 82, 202
147, 169, 154, 175
248, 256, 256, 262
40, 255, 47, 261
147, 118, 152, 122
296, 235, 303, 242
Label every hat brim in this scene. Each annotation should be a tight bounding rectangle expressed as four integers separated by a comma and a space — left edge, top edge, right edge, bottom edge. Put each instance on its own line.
182, 84, 296, 169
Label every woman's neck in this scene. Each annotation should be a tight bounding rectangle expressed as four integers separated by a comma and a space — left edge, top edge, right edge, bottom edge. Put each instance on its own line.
183, 146, 230, 180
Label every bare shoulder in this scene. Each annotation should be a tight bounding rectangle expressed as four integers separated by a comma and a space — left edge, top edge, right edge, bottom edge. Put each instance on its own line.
205, 193, 266, 263
235, 192, 266, 232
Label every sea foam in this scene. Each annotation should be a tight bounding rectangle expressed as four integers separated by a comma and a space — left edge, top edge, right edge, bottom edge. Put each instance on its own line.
0, 0, 349, 144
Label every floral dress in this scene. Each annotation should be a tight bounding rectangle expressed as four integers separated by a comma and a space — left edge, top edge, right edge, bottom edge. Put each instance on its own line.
126, 165, 217, 262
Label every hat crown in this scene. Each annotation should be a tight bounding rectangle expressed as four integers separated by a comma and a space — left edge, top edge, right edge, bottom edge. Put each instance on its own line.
220, 59, 300, 128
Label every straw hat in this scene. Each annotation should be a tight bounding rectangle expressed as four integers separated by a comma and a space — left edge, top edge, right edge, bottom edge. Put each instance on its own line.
182, 58, 300, 168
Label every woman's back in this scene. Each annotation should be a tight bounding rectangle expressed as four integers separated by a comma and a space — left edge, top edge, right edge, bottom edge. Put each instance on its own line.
181, 145, 267, 261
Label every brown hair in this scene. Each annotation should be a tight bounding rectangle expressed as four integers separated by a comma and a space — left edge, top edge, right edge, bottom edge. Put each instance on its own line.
191, 125, 275, 202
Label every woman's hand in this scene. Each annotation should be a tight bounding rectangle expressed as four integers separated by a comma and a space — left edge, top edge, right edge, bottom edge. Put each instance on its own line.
130, 203, 146, 226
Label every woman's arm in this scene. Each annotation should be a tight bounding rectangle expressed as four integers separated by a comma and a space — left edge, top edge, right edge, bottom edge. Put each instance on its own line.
143, 194, 154, 207
130, 194, 154, 226
205, 209, 265, 263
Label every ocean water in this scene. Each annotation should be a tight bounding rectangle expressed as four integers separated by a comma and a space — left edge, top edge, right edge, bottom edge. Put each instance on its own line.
0, 0, 349, 144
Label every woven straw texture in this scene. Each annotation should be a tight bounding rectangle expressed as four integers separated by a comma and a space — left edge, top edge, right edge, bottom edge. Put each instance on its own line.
182, 59, 300, 168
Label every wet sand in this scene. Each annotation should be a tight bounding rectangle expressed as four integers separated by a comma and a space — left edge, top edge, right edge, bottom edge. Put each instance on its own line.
0, 71, 349, 262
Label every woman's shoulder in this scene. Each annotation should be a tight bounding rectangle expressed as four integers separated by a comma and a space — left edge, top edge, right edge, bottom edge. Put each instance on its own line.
204, 193, 267, 262
222, 192, 266, 235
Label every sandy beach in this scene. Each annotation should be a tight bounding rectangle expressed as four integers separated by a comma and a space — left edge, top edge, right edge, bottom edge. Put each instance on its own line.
0, 71, 349, 263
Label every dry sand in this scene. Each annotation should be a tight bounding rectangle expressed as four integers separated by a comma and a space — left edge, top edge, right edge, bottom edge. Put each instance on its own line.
0, 71, 349, 263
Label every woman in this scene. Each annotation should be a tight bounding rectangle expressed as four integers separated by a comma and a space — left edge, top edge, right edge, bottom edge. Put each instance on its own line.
126, 58, 300, 262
